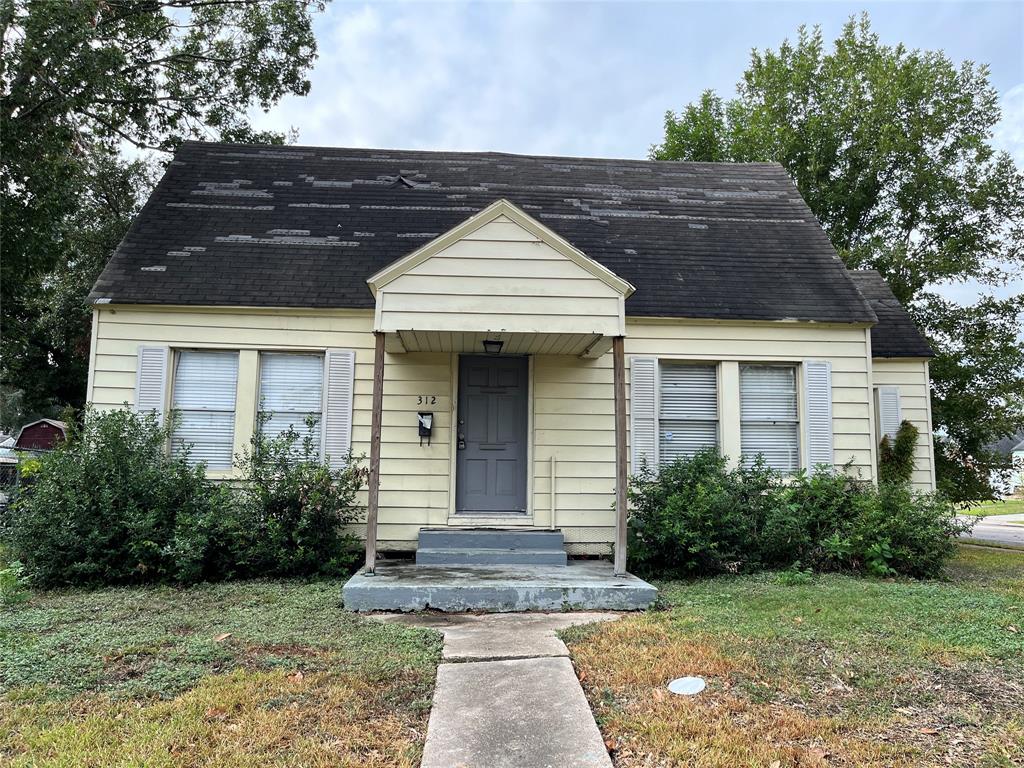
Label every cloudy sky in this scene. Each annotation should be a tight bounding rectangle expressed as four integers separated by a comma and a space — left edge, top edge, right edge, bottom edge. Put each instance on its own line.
249, 0, 1023, 303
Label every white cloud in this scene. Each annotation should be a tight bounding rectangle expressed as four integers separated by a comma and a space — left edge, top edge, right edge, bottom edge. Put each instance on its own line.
994, 82, 1024, 167
249, 2, 665, 158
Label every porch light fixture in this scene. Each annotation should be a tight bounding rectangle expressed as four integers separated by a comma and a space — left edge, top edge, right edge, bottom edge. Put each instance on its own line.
482, 339, 504, 355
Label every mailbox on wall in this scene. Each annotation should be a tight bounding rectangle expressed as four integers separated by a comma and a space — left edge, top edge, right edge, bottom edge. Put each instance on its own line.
418, 412, 433, 446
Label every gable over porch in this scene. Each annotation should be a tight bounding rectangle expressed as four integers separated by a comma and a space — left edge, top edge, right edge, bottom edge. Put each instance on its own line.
360, 200, 636, 576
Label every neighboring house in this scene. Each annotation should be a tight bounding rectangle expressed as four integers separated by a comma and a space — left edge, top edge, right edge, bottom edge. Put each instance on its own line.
13, 419, 67, 452
988, 432, 1024, 495
85, 142, 936, 572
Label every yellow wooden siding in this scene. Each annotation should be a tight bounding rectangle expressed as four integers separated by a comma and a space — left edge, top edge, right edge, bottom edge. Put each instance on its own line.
89, 306, 453, 550
532, 355, 617, 551
625, 320, 877, 480
89, 307, 880, 553
377, 216, 624, 337
871, 358, 936, 491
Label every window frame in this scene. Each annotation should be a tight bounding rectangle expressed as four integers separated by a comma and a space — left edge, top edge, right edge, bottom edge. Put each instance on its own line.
655, 360, 721, 467
256, 350, 327, 458
168, 348, 240, 471
739, 362, 802, 474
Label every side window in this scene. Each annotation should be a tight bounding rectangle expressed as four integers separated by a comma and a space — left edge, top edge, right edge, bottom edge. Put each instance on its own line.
170, 350, 239, 469
740, 363, 799, 473
658, 363, 718, 466
258, 352, 325, 455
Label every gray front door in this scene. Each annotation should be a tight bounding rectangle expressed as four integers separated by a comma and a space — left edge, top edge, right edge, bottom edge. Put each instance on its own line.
456, 355, 528, 514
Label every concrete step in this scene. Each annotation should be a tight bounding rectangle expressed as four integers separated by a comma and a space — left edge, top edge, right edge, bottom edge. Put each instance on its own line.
418, 528, 565, 552
416, 547, 569, 567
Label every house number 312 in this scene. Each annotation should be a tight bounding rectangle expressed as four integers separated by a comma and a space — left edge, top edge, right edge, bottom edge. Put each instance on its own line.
417, 395, 437, 405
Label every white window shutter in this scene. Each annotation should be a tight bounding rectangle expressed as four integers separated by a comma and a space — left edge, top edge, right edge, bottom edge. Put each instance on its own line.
804, 360, 833, 472
629, 357, 658, 472
135, 345, 169, 424
877, 386, 902, 441
323, 348, 356, 469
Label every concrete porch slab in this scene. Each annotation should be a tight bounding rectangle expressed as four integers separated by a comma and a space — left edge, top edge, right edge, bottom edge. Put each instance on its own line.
341, 559, 656, 612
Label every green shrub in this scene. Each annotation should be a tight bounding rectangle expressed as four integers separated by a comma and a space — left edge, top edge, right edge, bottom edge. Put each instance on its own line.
878, 420, 920, 486
627, 448, 969, 579
2, 408, 366, 587
847, 483, 967, 577
627, 451, 773, 575
2, 408, 232, 586
0, 559, 30, 605
233, 416, 365, 578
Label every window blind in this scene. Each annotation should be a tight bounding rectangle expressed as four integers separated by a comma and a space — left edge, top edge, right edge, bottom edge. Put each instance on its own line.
170, 350, 238, 469
740, 364, 799, 473
258, 352, 324, 455
659, 363, 718, 465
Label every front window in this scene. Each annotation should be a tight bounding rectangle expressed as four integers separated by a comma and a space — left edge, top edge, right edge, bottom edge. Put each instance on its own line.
170, 350, 239, 469
658, 362, 718, 465
740, 364, 799, 473
258, 352, 324, 455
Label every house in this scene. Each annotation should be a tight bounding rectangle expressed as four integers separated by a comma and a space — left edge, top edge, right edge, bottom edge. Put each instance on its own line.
85, 142, 935, 609
13, 419, 68, 452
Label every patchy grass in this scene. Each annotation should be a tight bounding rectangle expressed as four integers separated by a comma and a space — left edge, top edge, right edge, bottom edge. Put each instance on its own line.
0, 580, 441, 767
962, 499, 1024, 517
564, 546, 1024, 767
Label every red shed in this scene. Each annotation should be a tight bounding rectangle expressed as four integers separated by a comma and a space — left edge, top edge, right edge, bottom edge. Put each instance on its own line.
14, 419, 68, 451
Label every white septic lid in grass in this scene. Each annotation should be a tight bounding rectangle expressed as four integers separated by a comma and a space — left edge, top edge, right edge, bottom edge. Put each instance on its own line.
668, 676, 706, 696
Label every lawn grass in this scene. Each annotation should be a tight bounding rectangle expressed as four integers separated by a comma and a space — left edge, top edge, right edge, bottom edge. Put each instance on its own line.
0, 580, 442, 767
962, 499, 1024, 517
563, 546, 1024, 768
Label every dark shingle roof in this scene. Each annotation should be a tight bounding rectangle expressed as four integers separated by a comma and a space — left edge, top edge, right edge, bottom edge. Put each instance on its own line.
848, 270, 933, 358
987, 432, 1024, 457
90, 141, 876, 324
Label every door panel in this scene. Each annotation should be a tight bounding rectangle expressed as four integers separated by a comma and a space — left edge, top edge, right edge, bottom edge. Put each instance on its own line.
456, 355, 528, 514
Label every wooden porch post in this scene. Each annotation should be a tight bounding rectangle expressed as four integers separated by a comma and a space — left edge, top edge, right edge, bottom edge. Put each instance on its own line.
365, 331, 385, 574
612, 335, 628, 575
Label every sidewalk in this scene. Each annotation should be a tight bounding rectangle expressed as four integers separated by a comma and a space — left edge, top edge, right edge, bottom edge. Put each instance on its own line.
377, 612, 617, 768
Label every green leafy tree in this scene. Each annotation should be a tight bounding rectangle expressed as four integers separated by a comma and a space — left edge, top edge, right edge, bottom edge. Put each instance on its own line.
652, 14, 1024, 500
1, 0, 325, 422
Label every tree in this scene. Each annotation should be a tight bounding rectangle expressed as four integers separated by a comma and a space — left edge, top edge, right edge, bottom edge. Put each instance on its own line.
1, 0, 325, 425
652, 14, 1024, 501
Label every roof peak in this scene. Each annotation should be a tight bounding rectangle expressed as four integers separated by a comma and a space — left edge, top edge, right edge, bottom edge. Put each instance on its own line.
179, 139, 785, 171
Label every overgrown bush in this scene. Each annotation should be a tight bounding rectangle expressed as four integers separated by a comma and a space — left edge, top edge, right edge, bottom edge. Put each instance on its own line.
2, 408, 365, 587
627, 448, 969, 579
879, 420, 920, 486
3, 408, 231, 586
232, 416, 365, 578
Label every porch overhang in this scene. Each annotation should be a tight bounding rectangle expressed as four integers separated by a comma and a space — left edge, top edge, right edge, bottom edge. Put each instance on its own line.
367, 199, 633, 359
380, 330, 615, 358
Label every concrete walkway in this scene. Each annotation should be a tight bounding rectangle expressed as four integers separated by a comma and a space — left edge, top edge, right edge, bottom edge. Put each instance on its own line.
959, 513, 1024, 548
377, 612, 618, 768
